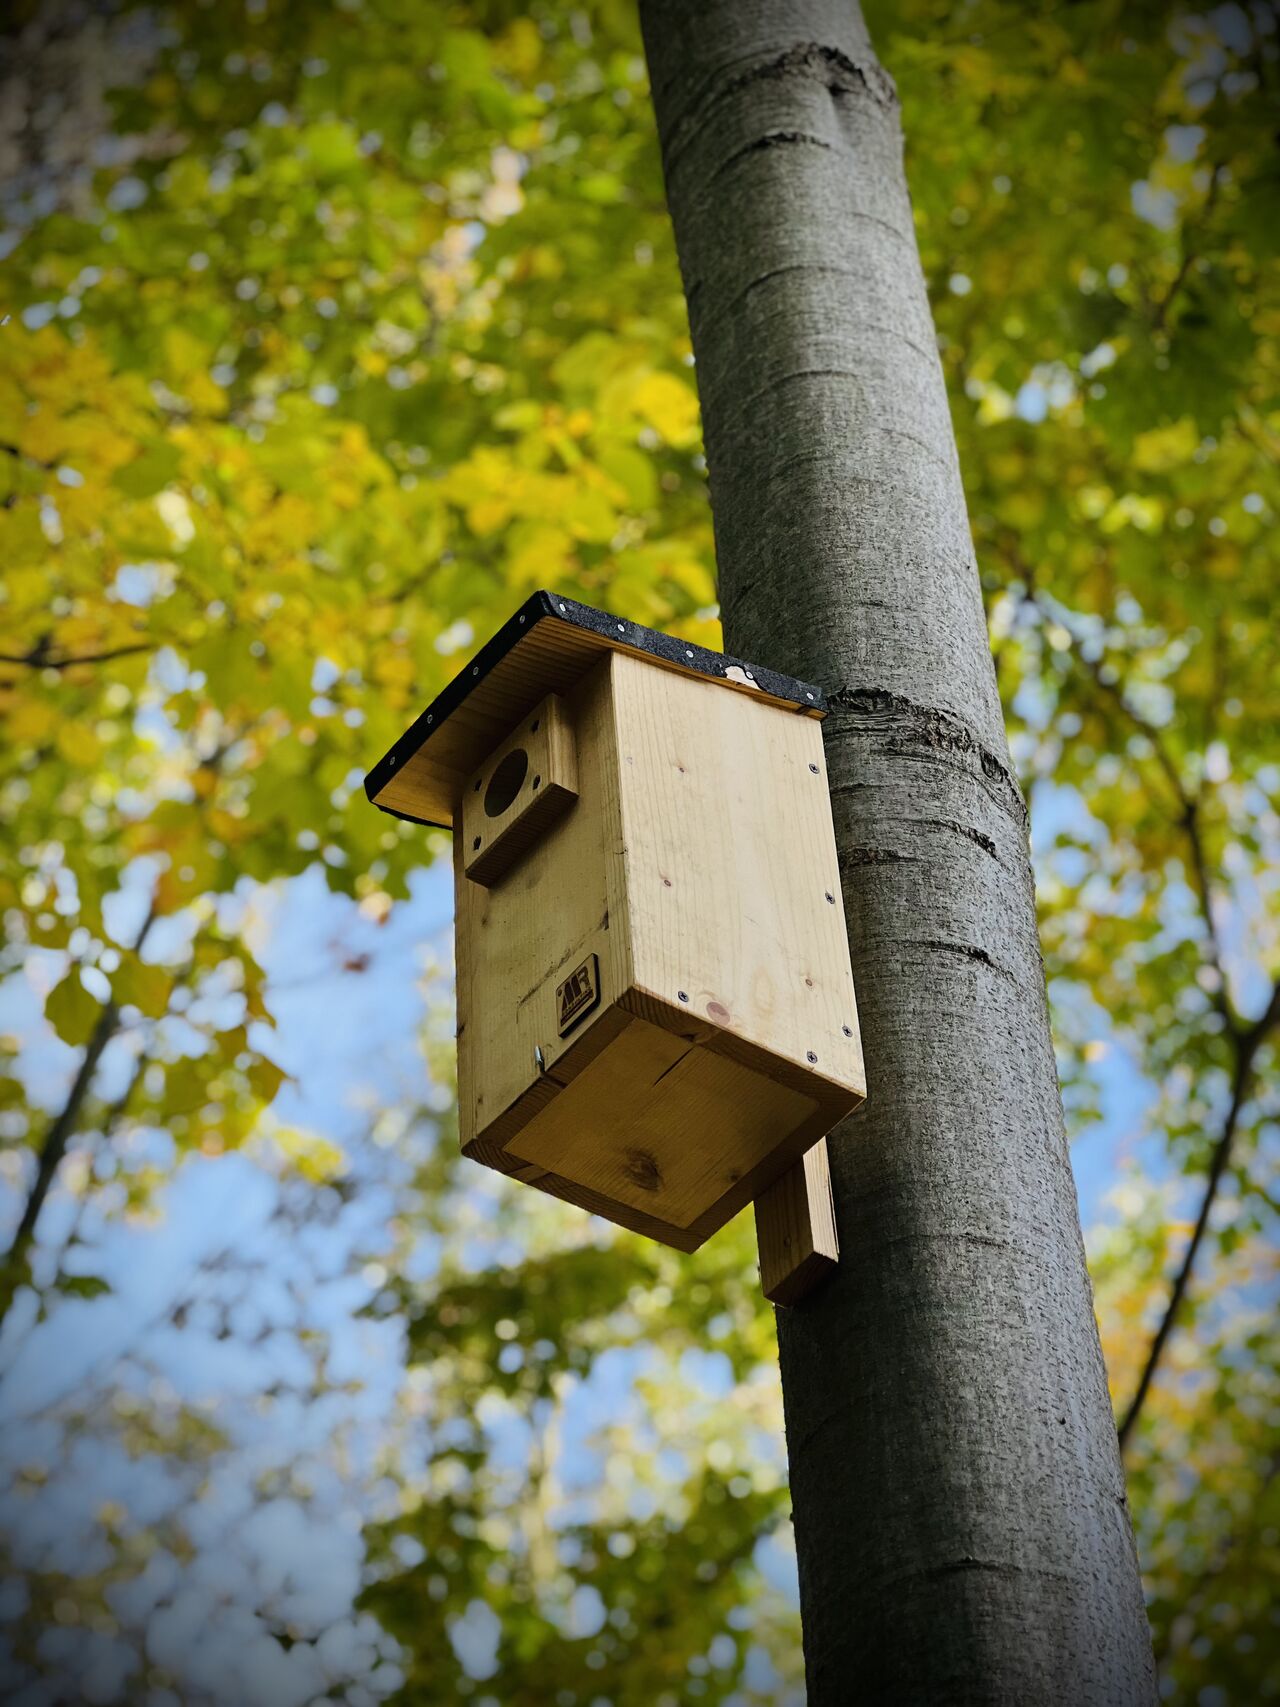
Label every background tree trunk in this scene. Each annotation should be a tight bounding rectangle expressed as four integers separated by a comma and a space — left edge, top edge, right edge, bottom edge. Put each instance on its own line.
639, 2, 1156, 1700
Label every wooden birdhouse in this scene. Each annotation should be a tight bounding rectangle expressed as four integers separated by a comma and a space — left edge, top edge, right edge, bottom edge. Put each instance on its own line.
365, 594, 865, 1302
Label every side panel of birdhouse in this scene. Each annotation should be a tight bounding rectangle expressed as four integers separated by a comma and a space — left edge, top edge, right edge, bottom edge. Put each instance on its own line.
454, 658, 632, 1158
610, 652, 866, 1100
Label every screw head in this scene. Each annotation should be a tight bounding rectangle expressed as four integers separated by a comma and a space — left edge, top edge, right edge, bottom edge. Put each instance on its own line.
677, 990, 689, 1003
825, 891, 835, 904
842, 1025, 853, 1037
472, 836, 481, 849
806, 1050, 818, 1064
532, 774, 541, 790
809, 763, 819, 774
685, 649, 694, 659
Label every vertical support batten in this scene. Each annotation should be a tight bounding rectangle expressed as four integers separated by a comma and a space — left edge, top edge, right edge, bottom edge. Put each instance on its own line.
639, 2, 1156, 1702
755, 1140, 839, 1307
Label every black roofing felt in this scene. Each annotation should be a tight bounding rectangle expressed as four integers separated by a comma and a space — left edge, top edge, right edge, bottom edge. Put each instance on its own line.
363, 590, 827, 814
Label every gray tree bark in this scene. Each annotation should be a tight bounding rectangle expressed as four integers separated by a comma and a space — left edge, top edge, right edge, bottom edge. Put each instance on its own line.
638, 3, 1156, 1701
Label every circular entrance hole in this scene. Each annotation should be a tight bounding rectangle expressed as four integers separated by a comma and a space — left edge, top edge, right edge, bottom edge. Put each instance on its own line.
484, 748, 529, 817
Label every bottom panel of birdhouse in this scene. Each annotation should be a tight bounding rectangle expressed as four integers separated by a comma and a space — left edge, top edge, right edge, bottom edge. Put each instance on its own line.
461, 995, 853, 1252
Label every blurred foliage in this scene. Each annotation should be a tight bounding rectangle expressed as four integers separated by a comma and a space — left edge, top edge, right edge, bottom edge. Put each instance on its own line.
0, 0, 1277, 1702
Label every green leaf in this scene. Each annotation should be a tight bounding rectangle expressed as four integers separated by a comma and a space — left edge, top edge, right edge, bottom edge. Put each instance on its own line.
112, 957, 174, 1019
55, 1273, 111, 1299
247, 1056, 286, 1105
111, 441, 184, 498
45, 974, 100, 1048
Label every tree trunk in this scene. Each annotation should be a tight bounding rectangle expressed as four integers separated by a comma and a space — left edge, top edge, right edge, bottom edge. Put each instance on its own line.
638, 3, 1156, 1700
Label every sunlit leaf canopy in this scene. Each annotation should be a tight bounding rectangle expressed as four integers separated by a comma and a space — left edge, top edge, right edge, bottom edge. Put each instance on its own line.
1, 0, 1276, 1703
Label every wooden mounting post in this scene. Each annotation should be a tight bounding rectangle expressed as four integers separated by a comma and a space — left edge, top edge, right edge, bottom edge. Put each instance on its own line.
755, 1138, 838, 1307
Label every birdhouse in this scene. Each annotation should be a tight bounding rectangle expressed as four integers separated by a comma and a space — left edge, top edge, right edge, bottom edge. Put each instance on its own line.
365, 593, 865, 1301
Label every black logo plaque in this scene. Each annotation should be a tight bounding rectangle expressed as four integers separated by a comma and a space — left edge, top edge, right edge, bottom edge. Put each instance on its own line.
556, 954, 601, 1037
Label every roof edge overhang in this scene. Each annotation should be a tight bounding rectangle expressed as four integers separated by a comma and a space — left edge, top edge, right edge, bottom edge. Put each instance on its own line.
364, 590, 827, 829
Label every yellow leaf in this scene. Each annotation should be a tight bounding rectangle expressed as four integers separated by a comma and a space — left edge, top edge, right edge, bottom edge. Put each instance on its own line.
56, 722, 103, 766
507, 522, 574, 587
631, 372, 701, 447
1132, 417, 1199, 473
468, 495, 513, 534
6, 699, 57, 743
561, 484, 617, 543
275, 1126, 347, 1184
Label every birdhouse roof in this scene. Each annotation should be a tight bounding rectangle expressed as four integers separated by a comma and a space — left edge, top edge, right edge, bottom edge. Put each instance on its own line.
364, 590, 827, 829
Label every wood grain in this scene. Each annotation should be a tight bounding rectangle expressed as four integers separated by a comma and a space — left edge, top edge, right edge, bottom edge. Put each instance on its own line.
506, 1013, 816, 1228
461, 692, 578, 888
755, 1140, 839, 1307
612, 650, 865, 1098
454, 658, 631, 1155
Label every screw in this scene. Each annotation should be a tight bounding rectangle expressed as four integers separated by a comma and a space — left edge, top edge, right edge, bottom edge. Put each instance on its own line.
617, 623, 625, 632
472, 666, 479, 675
806, 691, 814, 701
427, 714, 433, 724
685, 649, 694, 659
806, 1051, 818, 1064
677, 990, 689, 1003
809, 763, 819, 774
825, 891, 835, 904
388, 754, 397, 767
473, 836, 481, 849
842, 1025, 853, 1037
559, 602, 566, 611
532, 774, 541, 790
534, 1044, 545, 1072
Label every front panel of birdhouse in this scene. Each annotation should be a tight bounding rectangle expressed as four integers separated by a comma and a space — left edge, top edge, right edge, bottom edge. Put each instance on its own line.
454, 648, 865, 1252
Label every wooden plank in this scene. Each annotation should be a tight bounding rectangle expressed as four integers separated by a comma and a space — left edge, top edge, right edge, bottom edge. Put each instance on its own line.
455, 658, 633, 1153
461, 692, 578, 888
755, 1140, 839, 1307
460, 1001, 633, 1171
465, 1143, 708, 1253
611, 650, 866, 1098
467, 1006, 846, 1252
504, 1013, 817, 1229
